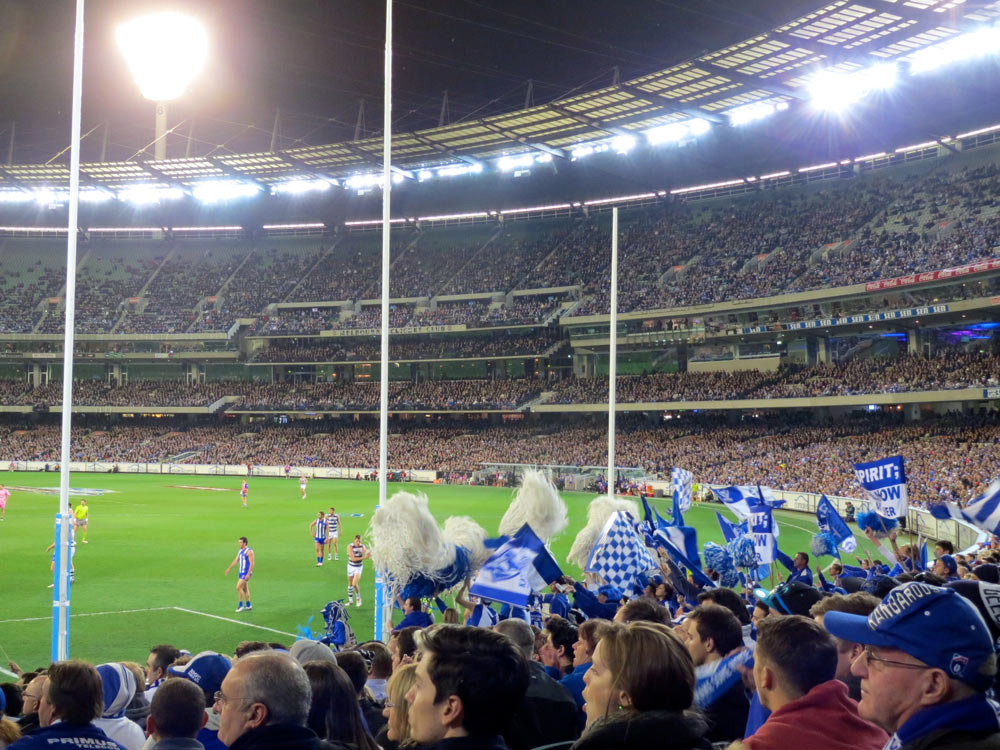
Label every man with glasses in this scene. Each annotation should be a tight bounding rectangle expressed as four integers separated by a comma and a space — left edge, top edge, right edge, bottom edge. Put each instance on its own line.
825, 581, 1000, 750
212, 651, 327, 750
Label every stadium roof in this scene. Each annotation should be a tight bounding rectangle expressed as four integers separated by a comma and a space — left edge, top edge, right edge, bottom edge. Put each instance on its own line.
1, 0, 999, 190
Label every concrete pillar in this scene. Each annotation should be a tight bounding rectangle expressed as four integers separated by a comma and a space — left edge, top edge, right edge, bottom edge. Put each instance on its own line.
815, 336, 831, 364
904, 403, 921, 422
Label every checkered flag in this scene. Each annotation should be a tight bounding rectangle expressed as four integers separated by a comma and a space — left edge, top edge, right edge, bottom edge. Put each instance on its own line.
585, 511, 658, 596
672, 467, 693, 514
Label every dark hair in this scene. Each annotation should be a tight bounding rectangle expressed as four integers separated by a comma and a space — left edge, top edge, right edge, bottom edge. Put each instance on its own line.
360, 641, 392, 679
0, 683, 23, 716
333, 651, 368, 696
544, 616, 578, 658
421, 625, 529, 737
809, 591, 880, 619
239, 536, 248, 545
302, 662, 378, 750
46, 661, 103, 724
392, 627, 420, 661
756, 615, 837, 698
149, 645, 181, 675
406, 597, 422, 612
234, 641, 271, 659
936, 540, 955, 555
618, 597, 671, 625
151, 678, 205, 739
577, 619, 615, 660
687, 604, 743, 656
795, 552, 810, 565
698, 588, 751, 625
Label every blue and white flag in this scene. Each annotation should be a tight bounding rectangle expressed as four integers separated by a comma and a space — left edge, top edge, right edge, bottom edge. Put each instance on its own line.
716, 511, 741, 544
816, 495, 857, 554
672, 467, 693, 514
471, 523, 562, 607
750, 505, 776, 565
586, 511, 658, 597
653, 527, 716, 589
853, 456, 908, 519
929, 478, 1000, 537
713, 485, 784, 521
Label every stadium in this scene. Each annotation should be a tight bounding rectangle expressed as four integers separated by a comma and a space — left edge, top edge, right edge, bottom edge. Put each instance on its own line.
2, 1, 1000, 749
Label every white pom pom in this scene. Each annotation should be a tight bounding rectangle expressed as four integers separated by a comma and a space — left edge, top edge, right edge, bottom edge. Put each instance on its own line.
499, 469, 568, 542
443, 516, 489, 570
567, 495, 640, 569
370, 491, 454, 585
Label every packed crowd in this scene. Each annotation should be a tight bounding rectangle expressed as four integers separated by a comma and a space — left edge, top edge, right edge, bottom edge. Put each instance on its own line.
544, 353, 1000, 404
2, 411, 998, 506
250, 330, 558, 363
4, 529, 1000, 750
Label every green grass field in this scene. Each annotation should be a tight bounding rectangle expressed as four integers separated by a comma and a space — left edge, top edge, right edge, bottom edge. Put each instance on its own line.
0, 471, 884, 671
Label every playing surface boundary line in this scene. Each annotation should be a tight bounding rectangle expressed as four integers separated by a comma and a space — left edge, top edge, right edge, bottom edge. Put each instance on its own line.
1, 606, 298, 638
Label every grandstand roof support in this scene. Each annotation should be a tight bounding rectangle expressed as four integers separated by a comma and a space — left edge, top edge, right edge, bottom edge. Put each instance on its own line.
408, 132, 485, 168
616, 83, 726, 124
478, 121, 566, 160
206, 157, 268, 190
544, 101, 632, 138
274, 151, 341, 182
697, 60, 806, 100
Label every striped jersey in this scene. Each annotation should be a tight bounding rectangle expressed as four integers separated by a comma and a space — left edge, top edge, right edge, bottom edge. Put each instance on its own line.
238, 546, 252, 576
313, 517, 327, 539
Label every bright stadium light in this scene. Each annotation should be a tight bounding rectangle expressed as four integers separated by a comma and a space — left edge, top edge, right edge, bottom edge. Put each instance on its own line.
909, 26, 1000, 74
271, 178, 333, 195
610, 135, 636, 154
118, 185, 185, 205
727, 100, 789, 126
645, 122, 689, 145
497, 154, 534, 171
116, 13, 208, 160
808, 63, 897, 112
191, 180, 260, 204
570, 144, 595, 160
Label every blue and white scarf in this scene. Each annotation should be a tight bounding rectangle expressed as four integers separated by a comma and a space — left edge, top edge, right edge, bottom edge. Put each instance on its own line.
885, 695, 1000, 750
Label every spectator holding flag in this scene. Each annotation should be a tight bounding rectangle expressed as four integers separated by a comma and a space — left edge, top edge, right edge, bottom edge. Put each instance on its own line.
774, 550, 813, 586
824, 582, 1000, 750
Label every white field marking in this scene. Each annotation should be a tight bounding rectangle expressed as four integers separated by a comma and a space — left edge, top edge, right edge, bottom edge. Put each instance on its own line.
172, 607, 298, 637
0, 606, 173, 624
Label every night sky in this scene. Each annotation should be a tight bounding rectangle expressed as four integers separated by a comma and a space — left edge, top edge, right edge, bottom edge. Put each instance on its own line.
0, 0, 822, 162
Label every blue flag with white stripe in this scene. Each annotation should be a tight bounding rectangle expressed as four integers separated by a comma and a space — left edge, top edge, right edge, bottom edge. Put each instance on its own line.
586, 511, 659, 597
716, 511, 741, 544
471, 523, 562, 607
672, 467, 693, 514
816, 495, 857, 555
713, 485, 784, 520
929, 478, 1000, 537
853, 455, 908, 520
653, 527, 715, 588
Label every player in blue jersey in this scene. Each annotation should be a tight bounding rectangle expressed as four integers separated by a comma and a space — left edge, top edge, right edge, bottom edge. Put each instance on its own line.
225, 536, 254, 612
239, 480, 249, 508
310, 511, 328, 566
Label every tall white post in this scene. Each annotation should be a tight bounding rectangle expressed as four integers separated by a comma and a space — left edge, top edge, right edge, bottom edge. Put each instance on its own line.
54, 0, 86, 662
154, 103, 167, 160
606, 207, 619, 499
374, 0, 392, 641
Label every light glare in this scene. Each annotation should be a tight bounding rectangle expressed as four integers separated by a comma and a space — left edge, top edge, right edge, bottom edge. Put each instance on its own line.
116, 13, 208, 101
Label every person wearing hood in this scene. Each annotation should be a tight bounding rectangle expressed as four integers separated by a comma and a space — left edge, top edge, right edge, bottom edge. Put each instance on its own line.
573, 621, 711, 750
94, 663, 147, 750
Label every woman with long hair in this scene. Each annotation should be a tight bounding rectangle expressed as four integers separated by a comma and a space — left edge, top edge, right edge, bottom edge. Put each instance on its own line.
302, 661, 379, 750
376, 663, 420, 750
574, 621, 711, 750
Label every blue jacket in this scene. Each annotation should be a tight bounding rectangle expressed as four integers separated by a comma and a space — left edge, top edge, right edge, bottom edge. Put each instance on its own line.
393, 610, 434, 631
541, 592, 570, 619
10, 721, 125, 750
572, 583, 619, 620
775, 549, 813, 586
560, 662, 590, 730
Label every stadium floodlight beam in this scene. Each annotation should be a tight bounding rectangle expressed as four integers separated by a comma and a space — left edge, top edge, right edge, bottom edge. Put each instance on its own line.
116, 12, 208, 161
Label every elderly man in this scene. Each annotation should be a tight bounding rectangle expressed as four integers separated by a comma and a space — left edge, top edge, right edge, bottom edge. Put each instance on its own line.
213, 651, 326, 750
825, 582, 1000, 749
147, 679, 208, 750
405, 624, 529, 750
9, 661, 123, 750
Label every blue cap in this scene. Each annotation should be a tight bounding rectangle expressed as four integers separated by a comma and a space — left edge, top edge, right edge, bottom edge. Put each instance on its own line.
939, 554, 959, 576
168, 651, 231, 695
598, 584, 622, 602
824, 582, 996, 690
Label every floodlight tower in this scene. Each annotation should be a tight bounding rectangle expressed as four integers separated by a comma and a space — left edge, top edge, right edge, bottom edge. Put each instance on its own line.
116, 13, 208, 161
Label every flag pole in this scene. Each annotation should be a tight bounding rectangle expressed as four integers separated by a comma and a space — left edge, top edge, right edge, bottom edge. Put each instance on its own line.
53, 0, 86, 662
606, 207, 619, 500
374, 0, 392, 642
